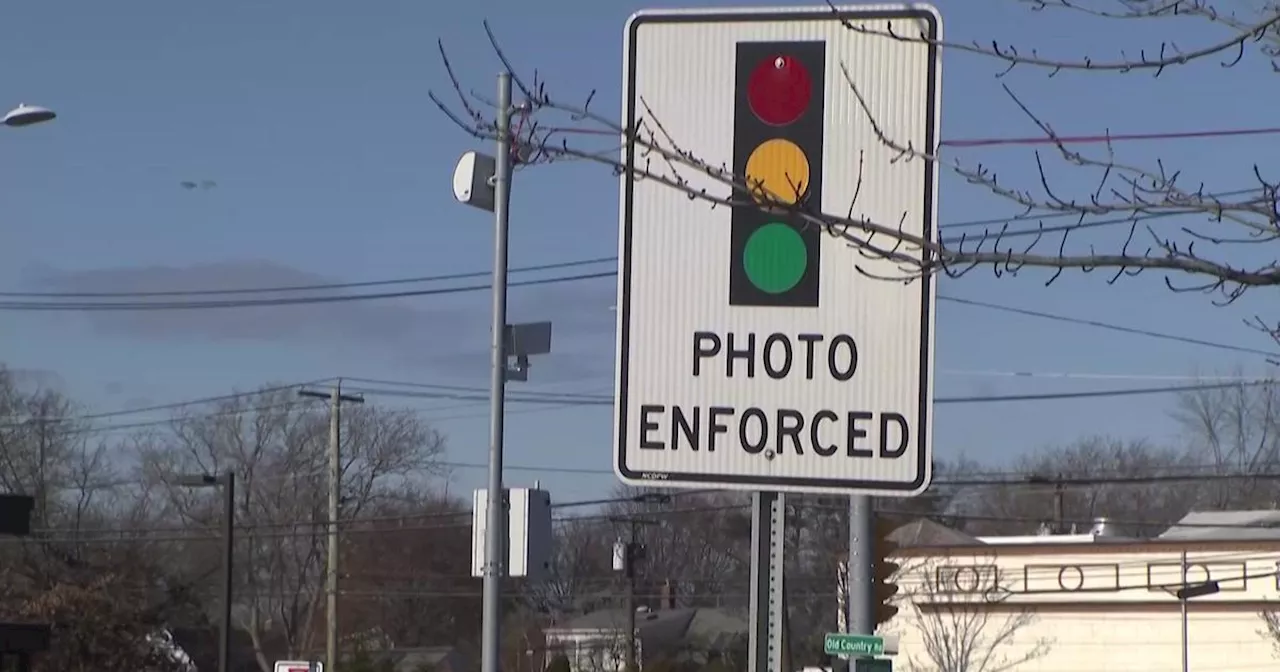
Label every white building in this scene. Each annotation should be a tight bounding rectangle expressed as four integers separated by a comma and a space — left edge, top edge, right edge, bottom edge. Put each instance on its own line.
884, 512, 1280, 672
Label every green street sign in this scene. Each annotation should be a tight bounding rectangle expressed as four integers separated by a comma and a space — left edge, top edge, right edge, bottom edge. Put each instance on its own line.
824, 633, 885, 657
854, 659, 892, 672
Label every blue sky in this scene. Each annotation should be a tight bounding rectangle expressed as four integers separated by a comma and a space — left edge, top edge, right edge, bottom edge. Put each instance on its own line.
0, 1, 1275, 503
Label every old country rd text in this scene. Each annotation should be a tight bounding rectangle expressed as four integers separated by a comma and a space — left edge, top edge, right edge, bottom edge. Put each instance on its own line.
637, 331, 912, 459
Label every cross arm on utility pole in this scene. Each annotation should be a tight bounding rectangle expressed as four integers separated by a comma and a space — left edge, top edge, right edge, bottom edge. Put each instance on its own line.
298, 388, 365, 404
173, 473, 232, 488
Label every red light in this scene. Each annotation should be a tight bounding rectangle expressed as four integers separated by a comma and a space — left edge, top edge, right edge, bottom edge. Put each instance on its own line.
746, 55, 812, 126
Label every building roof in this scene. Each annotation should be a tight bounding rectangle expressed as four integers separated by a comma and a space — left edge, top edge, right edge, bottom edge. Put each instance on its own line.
1159, 510, 1280, 541
889, 518, 982, 547
546, 606, 747, 651
381, 646, 469, 672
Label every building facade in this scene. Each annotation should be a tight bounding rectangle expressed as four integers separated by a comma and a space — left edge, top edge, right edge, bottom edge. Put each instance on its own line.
885, 526, 1280, 672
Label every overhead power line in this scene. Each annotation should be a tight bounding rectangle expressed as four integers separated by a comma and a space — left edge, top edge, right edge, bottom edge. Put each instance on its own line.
9, 196, 1260, 303
944, 295, 1278, 358
0, 270, 618, 311
940, 125, 1280, 148
0, 256, 617, 299
0, 256, 1272, 361
20, 491, 1280, 545
22, 376, 1269, 441
0, 265, 1274, 360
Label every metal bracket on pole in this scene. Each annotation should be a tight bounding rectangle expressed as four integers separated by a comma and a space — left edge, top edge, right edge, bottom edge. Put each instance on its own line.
748, 491, 786, 672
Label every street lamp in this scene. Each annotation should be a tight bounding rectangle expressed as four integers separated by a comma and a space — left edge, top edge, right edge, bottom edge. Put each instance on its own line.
174, 471, 235, 672
2, 104, 55, 128
1162, 549, 1220, 672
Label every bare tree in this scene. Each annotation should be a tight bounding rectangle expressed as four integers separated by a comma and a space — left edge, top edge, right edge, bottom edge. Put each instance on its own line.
961, 436, 1197, 537
0, 366, 208, 671
524, 517, 617, 617
903, 557, 1053, 672
136, 385, 446, 671
432, 4, 1280, 337
1173, 375, 1280, 508
341, 489, 480, 647
604, 487, 751, 609
1258, 605, 1280, 658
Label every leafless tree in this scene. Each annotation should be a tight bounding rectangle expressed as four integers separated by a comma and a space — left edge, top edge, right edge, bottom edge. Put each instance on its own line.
604, 487, 751, 609
903, 557, 1053, 672
0, 366, 202, 671
341, 489, 479, 648
135, 384, 446, 672
524, 517, 617, 617
432, 4, 1280, 339
1173, 374, 1280, 507
961, 436, 1198, 536
1258, 605, 1280, 657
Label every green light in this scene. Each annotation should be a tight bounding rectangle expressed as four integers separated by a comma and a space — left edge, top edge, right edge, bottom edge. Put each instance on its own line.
742, 222, 807, 294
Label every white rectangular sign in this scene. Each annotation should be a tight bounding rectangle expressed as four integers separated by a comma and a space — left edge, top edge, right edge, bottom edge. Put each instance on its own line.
274, 662, 322, 672
614, 5, 940, 495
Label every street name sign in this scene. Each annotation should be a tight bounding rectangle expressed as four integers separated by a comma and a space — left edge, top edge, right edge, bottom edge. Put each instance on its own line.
824, 633, 884, 657
614, 5, 941, 495
274, 662, 322, 672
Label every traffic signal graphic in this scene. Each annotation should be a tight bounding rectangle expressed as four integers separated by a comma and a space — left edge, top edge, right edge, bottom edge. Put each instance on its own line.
729, 41, 825, 308
873, 514, 901, 629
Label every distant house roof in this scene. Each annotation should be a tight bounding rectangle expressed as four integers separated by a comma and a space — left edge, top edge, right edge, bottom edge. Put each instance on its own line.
379, 646, 470, 672
546, 607, 747, 652
889, 518, 982, 547
1159, 510, 1280, 541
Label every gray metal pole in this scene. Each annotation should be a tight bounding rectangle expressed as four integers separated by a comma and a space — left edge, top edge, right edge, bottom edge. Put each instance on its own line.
747, 491, 786, 672
220, 470, 235, 672
1181, 548, 1189, 672
327, 384, 341, 672
848, 495, 873, 635
480, 71, 514, 672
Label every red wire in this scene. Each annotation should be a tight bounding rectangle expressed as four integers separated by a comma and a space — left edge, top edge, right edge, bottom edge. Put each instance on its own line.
941, 126, 1280, 148
543, 124, 1280, 148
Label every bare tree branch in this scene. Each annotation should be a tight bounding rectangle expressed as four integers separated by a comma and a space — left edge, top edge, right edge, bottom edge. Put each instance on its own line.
431, 7, 1280, 335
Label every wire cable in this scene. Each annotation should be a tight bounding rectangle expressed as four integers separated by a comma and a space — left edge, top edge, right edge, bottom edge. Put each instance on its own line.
30, 468, 1280, 536
0, 270, 618, 311
8, 195, 1256, 303
12, 376, 1264, 441
1, 261, 1270, 363
0, 256, 619, 299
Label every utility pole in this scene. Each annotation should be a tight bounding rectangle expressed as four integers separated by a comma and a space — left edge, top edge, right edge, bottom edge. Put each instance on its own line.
624, 523, 638, 672
623, 523, 639, 672
1180, 548, 1189, 672
1028, 473, 1066, 533
611, 516, 658, 672
299, 382, 363, 672
218, 471, 235, 672
480, 71, 515, 672
1052, 478, 1065, 534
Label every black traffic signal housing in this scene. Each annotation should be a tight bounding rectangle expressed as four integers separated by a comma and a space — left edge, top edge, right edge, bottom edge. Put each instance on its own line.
0, 494, 34, 537
729, 40, 826, 308
873, 514, 901, 629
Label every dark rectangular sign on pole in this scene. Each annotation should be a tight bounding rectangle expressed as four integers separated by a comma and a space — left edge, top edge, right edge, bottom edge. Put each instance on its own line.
0, 495, 35, 536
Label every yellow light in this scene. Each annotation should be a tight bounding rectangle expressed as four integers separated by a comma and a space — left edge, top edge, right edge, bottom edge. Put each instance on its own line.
745, 138, 810, 205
